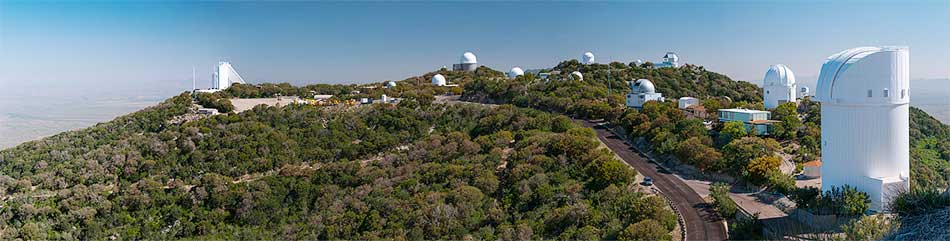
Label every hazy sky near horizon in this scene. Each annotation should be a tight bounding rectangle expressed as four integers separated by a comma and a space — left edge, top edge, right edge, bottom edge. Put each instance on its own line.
1, 1, 949, 89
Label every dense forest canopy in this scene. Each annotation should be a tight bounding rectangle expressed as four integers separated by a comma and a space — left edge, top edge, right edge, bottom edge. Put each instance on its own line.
0, 93, 674, 240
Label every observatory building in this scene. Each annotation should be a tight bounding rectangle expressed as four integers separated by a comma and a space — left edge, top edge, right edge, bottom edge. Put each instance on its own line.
817, 46, 911, 211
385, 81, 397, 88
432, 74, 447, 86
453, 52, 479, 72
801, 86, 811, 97
763, 64, 798, 109
626, 79, 664, 108
582, 52, 596, 65
570, 71, 584, 81
508, 67, 524, 79
195, 61, 247, 93
655, 52, 680, 68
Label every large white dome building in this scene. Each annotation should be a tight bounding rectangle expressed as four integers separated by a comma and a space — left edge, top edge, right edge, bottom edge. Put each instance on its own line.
431, 74, 447, 86
817, 46, 910, 211
453, 52, 479, 72
508, 67, 524, 79
626, 79, 664, 108
582, 52, 595, 65
762, 64, 798, 109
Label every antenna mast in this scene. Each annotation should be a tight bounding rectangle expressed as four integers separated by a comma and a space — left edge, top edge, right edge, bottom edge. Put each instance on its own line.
192, 65, 196, 91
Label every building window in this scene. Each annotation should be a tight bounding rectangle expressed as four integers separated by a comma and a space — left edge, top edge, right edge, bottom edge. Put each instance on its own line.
883, 88, 889, 97
766, 90, 770, 95
867, 89, 873, 97
901, 89, 906, 99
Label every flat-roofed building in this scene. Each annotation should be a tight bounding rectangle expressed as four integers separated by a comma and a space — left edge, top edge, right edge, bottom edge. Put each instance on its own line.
718, 108, 777, 135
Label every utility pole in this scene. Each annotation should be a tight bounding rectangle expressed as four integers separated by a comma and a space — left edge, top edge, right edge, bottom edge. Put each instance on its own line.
607, 59, 612, 97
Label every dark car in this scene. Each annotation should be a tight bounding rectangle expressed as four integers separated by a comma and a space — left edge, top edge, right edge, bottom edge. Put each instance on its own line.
642, 176, 654, 186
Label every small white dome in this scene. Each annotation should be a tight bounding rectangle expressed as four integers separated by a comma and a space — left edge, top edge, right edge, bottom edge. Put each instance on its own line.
801, 86, 810, 94
432, 74, 447, 86
461, 52, 478, 64
632, 79, 656, 94
385, 81, 397, 88
571, 71, 583, 80
582, 52, 595, 64
635, 59, 644, 65
763, 64, 796, 86
508, 67, 524, 79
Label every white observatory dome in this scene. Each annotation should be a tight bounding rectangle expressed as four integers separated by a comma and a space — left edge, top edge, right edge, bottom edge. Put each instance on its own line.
582, 52, 595, 65
461, 52, 478, 64
764, 64, 796, 86
632, 79, 656, 94
817, 46, 910, 211
432, 74, 447, 86
762, 64, 797, 109
571, 71, 583, 80
508, 67, 525, 79
635, 59, 644, 65
385, 81, 397, 88
801, 86, 810, 95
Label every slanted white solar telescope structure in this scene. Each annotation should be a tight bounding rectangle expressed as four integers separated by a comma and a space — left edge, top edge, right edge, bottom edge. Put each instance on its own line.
817, 46, 911, 211
212, 61, 246, 90
763, 64, 797, 109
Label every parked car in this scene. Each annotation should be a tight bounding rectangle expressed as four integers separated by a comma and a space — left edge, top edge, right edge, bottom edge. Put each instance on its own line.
642, 176, 654, 186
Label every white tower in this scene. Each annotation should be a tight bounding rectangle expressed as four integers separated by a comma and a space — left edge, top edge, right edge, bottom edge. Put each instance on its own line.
508, 67, 524, 79
817, 46, 910, 211
763, 64, 797, 109
432, 74, 447, 86
582, 52, 595, 65
212, 61, 246, 90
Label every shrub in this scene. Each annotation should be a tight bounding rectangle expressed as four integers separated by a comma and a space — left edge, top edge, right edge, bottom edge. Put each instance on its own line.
841, 215, 898, 241
618, 219, 671, 241
710, 182, 737, 218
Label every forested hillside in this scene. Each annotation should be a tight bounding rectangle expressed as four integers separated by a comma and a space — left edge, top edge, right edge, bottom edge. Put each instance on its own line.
0, 93, 674, 240
909, 107, 950, 189
463, 60, 949, 192
462, 60, 762, 120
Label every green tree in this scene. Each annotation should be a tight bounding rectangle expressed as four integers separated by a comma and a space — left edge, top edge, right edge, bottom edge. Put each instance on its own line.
720, 137, 780, 174
618, 219, 671, 241
710, 182, 737, 218
745, 156, 781, 186
719, 121, 748, 145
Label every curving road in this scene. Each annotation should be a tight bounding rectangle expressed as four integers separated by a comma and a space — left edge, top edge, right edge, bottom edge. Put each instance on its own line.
583, 121, 727, 241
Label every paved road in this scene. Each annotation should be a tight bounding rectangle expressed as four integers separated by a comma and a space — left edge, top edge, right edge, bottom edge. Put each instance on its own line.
582, 121, 727, 241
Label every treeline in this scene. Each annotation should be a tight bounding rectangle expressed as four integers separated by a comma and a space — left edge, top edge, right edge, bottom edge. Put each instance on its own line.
224, 66, 505, 100
0, 93, 674, 240
462, 60, 761, 121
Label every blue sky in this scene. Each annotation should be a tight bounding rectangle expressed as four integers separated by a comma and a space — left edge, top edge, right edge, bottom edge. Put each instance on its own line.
1, 1, 949, 89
